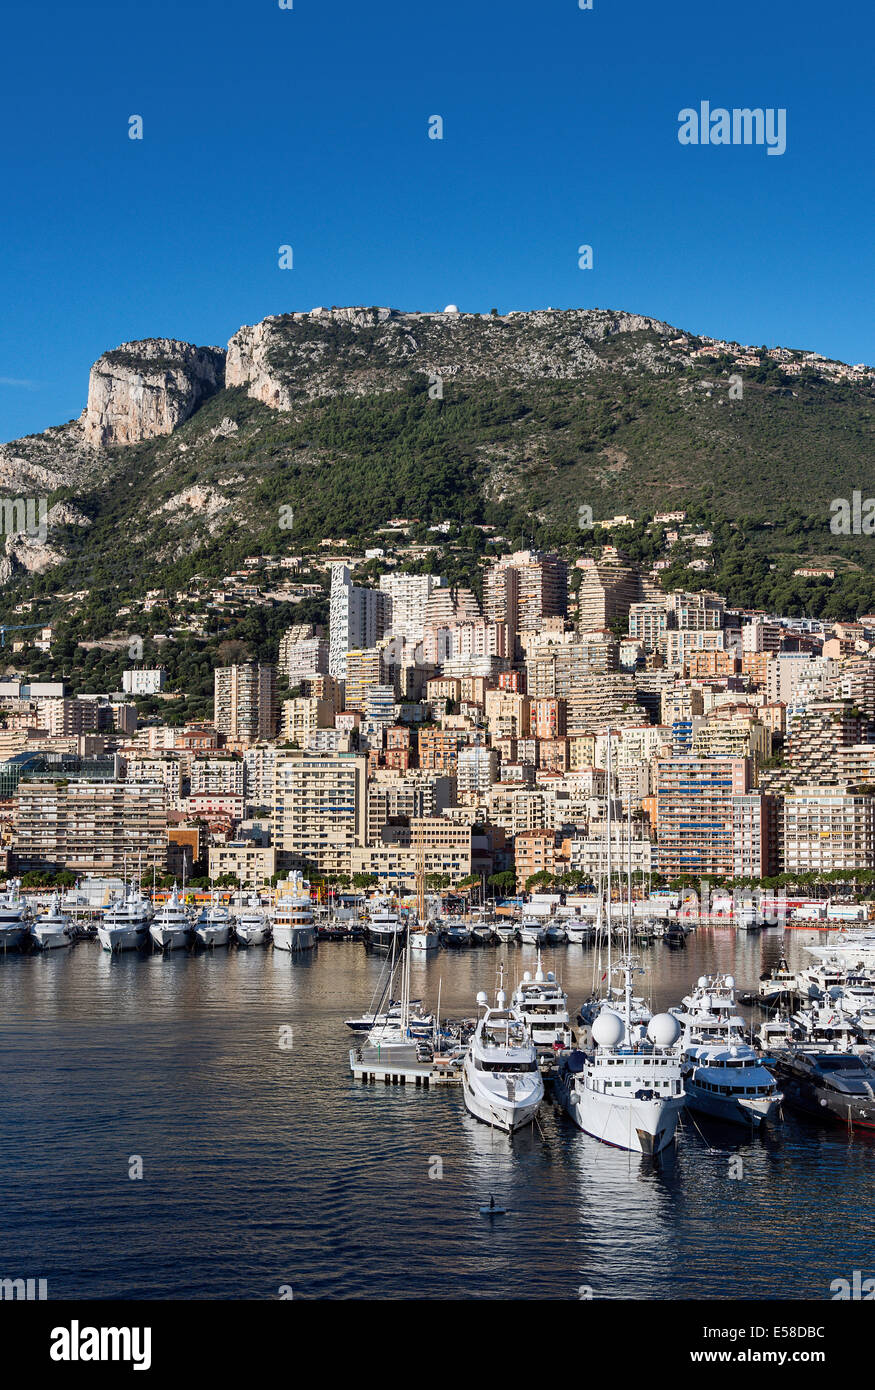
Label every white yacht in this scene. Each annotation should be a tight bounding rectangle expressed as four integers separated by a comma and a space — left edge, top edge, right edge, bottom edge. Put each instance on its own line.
29, 894, 72, 951
670, 974, 747, 1040
806, 931, 875, 972
554, 988, 685, 1155
754, 1014, 797, 1053
0, 879, 32, 950
790, 999, 862, 1052
758, 951, 798, 1006
150, 887, 192, 951
234, 893, 271, 946
832, 977, 875, 1044
272, 873, 316, 952
495, 920, 518, 943
193, 894, 232, 948
795, 958, 848, 1001
462, 973, 544, 1133
97, 886, 151, 952
409, 925, 440, 953
565, 918, 591, 945
510, 952, 572, 1052
519, 917, 547, 946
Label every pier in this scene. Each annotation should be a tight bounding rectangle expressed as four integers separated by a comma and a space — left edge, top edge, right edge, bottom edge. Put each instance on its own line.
349, 1044, 462, 1086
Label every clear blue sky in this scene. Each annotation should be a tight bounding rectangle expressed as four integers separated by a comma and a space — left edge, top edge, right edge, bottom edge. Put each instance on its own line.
1, 0, 872, 442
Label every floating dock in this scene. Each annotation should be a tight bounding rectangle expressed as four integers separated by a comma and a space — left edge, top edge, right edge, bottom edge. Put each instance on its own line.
349, 1043, 462, 1086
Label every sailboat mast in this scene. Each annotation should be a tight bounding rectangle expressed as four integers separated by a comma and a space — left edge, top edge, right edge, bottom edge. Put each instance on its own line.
606, 732, 613, 985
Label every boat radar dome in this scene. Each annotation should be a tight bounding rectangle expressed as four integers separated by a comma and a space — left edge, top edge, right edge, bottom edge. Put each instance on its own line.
523, 971, 532, 982
496, 989, 507, 1008
725, 975, 735, 989
443, 304, 459, 314
697, 976, 708, 989
592, 1011, 625, 1048
647, 1013, 681, 1048
476, 990, 488, 1008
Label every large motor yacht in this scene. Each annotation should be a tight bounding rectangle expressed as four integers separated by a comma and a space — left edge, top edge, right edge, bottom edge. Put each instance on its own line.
150, 886, 192, 952
29, 894, 72, 951
462, 973, 544, 1134
510, 952, 572, 1052
0, 879, 32, 950
193, 893, 232, 948
555, 963, 685, 1155
272, 873, 316, 952
775, 1049, 875, 1129
97, 886, 151, 952
234, 893, 271, 946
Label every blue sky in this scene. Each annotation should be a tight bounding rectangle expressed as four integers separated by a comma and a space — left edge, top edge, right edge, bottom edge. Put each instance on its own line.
1, 0, 872, 441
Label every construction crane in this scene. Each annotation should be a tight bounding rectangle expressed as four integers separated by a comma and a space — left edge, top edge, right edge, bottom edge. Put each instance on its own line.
0, 623, 45, 648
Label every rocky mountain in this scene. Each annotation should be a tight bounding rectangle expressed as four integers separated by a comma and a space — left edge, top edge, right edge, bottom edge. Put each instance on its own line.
0, 304, 872, 628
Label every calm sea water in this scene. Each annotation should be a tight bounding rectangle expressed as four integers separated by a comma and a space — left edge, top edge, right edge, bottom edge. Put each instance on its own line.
0, 926, 871, 1301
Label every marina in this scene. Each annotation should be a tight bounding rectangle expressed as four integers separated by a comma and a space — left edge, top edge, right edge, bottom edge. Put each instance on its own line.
3, 920, 874, 1301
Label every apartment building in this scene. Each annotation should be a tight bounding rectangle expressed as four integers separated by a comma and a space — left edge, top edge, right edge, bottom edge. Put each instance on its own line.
655, 755, 751, 878
328, 564, 389, 679
14, 780, 167, 874
208, 841, 277, 888
782, 787, 875, 874
214, 664, 278, 742
271, 750, 368, 876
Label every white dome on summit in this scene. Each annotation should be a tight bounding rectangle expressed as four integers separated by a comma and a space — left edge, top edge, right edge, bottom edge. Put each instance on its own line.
443, 304, 459, 314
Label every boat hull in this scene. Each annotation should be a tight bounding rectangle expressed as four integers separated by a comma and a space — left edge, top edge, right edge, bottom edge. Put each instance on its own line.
150, 925, 190, 951
462, 1063, 542, 1134
235, 925, 270, 946
194, 925, 230, 948
97, 926, 148, 952
0, 925, 28, 950
30, 927, 70, 950
685, 1083, 781, 1129
273, 925, 316, 952
556, 1075, 683, 1154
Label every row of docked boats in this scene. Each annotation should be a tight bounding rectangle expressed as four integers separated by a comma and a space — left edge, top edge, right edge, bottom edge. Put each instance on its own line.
0, 874, 318, 955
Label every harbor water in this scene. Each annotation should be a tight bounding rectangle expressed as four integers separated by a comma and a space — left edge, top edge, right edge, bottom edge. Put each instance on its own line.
1, 926, 871, 1300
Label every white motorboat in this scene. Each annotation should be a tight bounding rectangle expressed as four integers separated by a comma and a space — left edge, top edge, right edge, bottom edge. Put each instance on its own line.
409, 926, 441, 953
272, 872, 316, 952
234, 894, 271, 946
510, 951, 572, 1051
193, 894, 232, 948
795, 958, 849, 1001
519, 917, 547, 945
754, 1014, 797, 1052
758, 951, 798, 1006
150, 886, 192, 951
495, 921, 518, 943
832, 977, 875, 1044
29, 894, 72, 951
0, 879, 32, 950
97, 887, 151, 952
462, 971, 544, 1133
790, 999, 862, 1052
565, 919, 591, 945
544, 921, 567, 945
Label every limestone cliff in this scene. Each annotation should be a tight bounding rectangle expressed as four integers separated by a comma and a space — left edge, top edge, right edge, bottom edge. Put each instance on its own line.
83, 338, 225, 446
